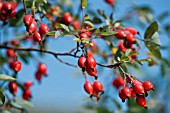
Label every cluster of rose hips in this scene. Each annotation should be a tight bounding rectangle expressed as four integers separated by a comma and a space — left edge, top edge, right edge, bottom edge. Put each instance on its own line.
0, 1, 17, 22
8, 81, 33, 101
116, 27, 138, 59
112, 74, 154, 109
35, 63, 48, 83
23, 14, 49, 43
78, 53, 104, 100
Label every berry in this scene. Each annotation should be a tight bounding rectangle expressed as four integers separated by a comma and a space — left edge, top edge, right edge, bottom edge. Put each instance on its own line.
26, 20, 36, 33
126, 33, 136, 44
115, 30, 126, 39
10, 60, 22, 72
6, 49, 16, 58
132, 80, 142, 87
143, 81, 154, 91
123, 40, 133, 49
85, 56, 96, 69
119, 87, 131, 100
0, 2, 3, 12
8, 82, 18, 96
105, 0, 114, 6
84, 80, 93, 95
136, 96, 147, 108
86, 67, 98, 77
118, 41, 127, 52
112, 76, 124, 89
38, 63, 47, 75
93, 81, 104, 93
2, 2, 12, 14
11, 40, 19, 46
22, 89, 31, 101
80, 33, 88, 39
35, 71, 42, 82
133, 84, 145, 94
33, 31, 42, 42
130, 88, 136, 98
78, 56, 86, 68
80, 28, 91, 37
125, 27, 138, 35
39, 24, 49, 35
71, 20, 81, 30
8, 2, 17, 18
24, 81, 33, 88
62, 13, 73, 25
23, 15, 33, 26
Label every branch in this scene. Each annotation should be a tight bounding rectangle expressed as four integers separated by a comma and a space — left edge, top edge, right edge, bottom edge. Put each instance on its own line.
23, 0, 27, 14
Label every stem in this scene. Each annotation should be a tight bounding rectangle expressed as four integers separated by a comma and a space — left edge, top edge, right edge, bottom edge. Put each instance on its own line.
23, 0, 27, 14
81, 0, 84, 28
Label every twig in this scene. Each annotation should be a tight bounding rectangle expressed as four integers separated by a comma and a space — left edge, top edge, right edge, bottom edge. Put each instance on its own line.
23, 0, 27, 14
54, 55, 78, 68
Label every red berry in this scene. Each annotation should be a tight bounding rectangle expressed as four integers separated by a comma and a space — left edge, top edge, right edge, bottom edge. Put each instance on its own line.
85, 56, 96, 69
105, 0, 114, 6
2, 2, 12, 14
23, 15, 33, 26
130, 88, 136, 98
8, 2, 17, 18
10, 60, 22, 72
33, 31, 42, 42
79, 28, 91, 37
22, 89, 31, 101
80, 33, 88, 39
24, 81, 33, 88
38, 63, 47, 75
136, 96, 147, 108
62, 13, 73, 25
6, 49, 16, 58
78, 56, 86, 68
118, 41, 127, 52
115, 30, 126, 39
8, 82, 18, 96
119, 87, 131, 100
84, 80, 93, 95
90, 41, 97, 50
11, 40, 19, 46
35, 71, 42, 82
26, 20, 36, 33
132, 80, 142, 87
93, 81, 104, 93
125, 27, 138, 35
123, 40, 133, 49
0, 15, 7, 22
112, 76, 124, 89
86, 67, 98, 77
0, 2, 3, 12
133, 84, 145, 94
126, 33, 136, 44
71, 20, 81, 30
39, 24, 49, 35
143, 81, 154, 91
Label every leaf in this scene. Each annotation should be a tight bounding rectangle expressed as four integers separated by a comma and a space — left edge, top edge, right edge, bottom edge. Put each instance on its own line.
55, 23, 70, 32
47, 31, 61, 38
158, 11, 169, 21
83, 21, 94, 27
91, 17, 102, 24
149, 48, 162, 60
134, 58, 152, 65
36, 0, 47, 3
101, 31, 117, 36
9, 9, 25, 26
82, 0, 87, 8
0, 90, 5, 104
125, 49, 131, 56
0, 74, 16, 81
84, 14, 91, 21
73, 38, 81, 42
97, 9, 107, 19
144, 21, 158, 39
15, 98, 34, 108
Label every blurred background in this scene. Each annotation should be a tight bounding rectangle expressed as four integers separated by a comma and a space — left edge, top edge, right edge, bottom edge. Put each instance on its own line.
1, 0, 170, 113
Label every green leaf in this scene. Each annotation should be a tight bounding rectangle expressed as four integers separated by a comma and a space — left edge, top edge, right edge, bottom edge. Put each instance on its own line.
144, 21, 158, 39
9, 9, 25, 26
91, 17, 102, 24
125, 49, 131, 56
55, 24, 70, 32
149, 48, 162, 60
0, 74, 16, 81
134, 58, 152, 65
36, 0, 47, 3
73, 38, 81, 42
101, 31, 117, 36
82, 0, 87, 8
15, 98, 34, 108
84, 14, 91, 21
47, 31, 61, 38
0, 90, 5, 104
83, 21, 94, 27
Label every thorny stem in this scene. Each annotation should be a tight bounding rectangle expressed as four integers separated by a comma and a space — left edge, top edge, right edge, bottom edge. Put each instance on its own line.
0, 45, 123, 69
